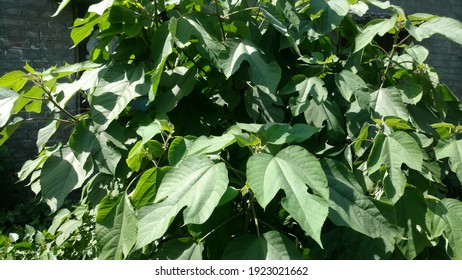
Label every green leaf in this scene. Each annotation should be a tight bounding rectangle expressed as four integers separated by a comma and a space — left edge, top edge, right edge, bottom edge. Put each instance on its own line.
0, 87, 20, 127
36, 113, 60, 152
150, 19, 177, 102
280, 76, 328, 116
396, 82, 423, 105
322, 159, 398, 252
435, 139, 462, 183
245, 86, 284, 123
56, 219, 82, 246
367, 132, 423, 203
0, 70, 28, 91
136, 156, 228, 248
40, 146, 90, 212
304, 99, 346, 142
370, 87, 410, 120
395, 186, 430, 259
96, 193, 137, 260
69, 119, 99, 164
427, 199, 462, 259
154, 238, 203, 260
383, 116, 413, 131
262, 123, 319, 145
131, 167, 170, 209
0, 117, 23, 145
221, 231, 302, 260
88, 0, 115, 16
155, 66, 197, 113
90, 63, 146, 132
221, 38, 281, 95
175, 13, 225, 64
71, 13, 100, 47
48, 208, 71, 235
186, 133, 236, 156
408, 17, 462, 45
335, 70, 370, 102
52, 0, 72, 17
126, 140, 163, 172
354, 14, 397, 53
247, 146, 328, 246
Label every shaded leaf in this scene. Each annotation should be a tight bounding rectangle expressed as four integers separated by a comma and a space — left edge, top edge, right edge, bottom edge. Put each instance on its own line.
367, 132, 423, 203
90, 63, 146, 132
40, 146, 90, 212
221, 38, 281, 95
322, 159, 398, 252
222, 231, 302, 260
304, 99, 346, 142
154, 238, 203, 260
435, 139, 462, 183
96, 193, 137, 260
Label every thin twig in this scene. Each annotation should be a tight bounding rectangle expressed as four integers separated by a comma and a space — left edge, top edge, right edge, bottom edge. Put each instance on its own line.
198, 211, 245, 242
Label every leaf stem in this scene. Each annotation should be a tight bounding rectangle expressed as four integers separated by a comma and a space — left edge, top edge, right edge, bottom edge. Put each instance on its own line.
33, 78, 79, 123
214, 0, 226, 42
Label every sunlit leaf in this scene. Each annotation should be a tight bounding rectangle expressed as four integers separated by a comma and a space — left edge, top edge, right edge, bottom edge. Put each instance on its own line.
136, 156, 228, 248
247, 146, 328, 246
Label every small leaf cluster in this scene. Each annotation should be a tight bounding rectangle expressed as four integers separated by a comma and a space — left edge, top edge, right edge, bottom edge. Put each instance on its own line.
1, 0, 462, 259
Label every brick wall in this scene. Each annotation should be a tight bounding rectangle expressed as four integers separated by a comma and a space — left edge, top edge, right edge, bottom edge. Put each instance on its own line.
392, 0, 462, 97
0, 0, 77, 166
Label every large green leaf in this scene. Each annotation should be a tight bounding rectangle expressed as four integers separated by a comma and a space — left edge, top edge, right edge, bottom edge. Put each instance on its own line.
221, 38, 281, 95
40, 146, 90, 212
221, 231, 302, 260
154, 66, 197, 113
0, 70, 27, 91
426, 199, 462, 259
321, 159, 398, 252
370, 87, 410, 120
136, 156, 228, 248
304, 99, 346, 142
262, 123, 319, 145
175, 13, 225, 63
354, 14, 397, 53
0, 87, 20, 127
435, 139, 462, 184
367, 132, 423, 203
335, 70, 370, 103
407, 16, 462, 45
130, 167, 170, 209
395, 186, 430, 259
149, 20, 177, 102
90, 63, 146, 132
96, 193, 137, 260
279, 76, 328, 116
247, 145, 328, 246
245, 86, 284, 123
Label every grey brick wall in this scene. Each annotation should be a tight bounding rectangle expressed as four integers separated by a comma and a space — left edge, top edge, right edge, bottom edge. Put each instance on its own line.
392, 0, 462, 97
0, 0, 77, 166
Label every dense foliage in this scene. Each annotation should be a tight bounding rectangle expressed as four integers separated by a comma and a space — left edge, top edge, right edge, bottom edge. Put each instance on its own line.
1, 0, 462, 259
